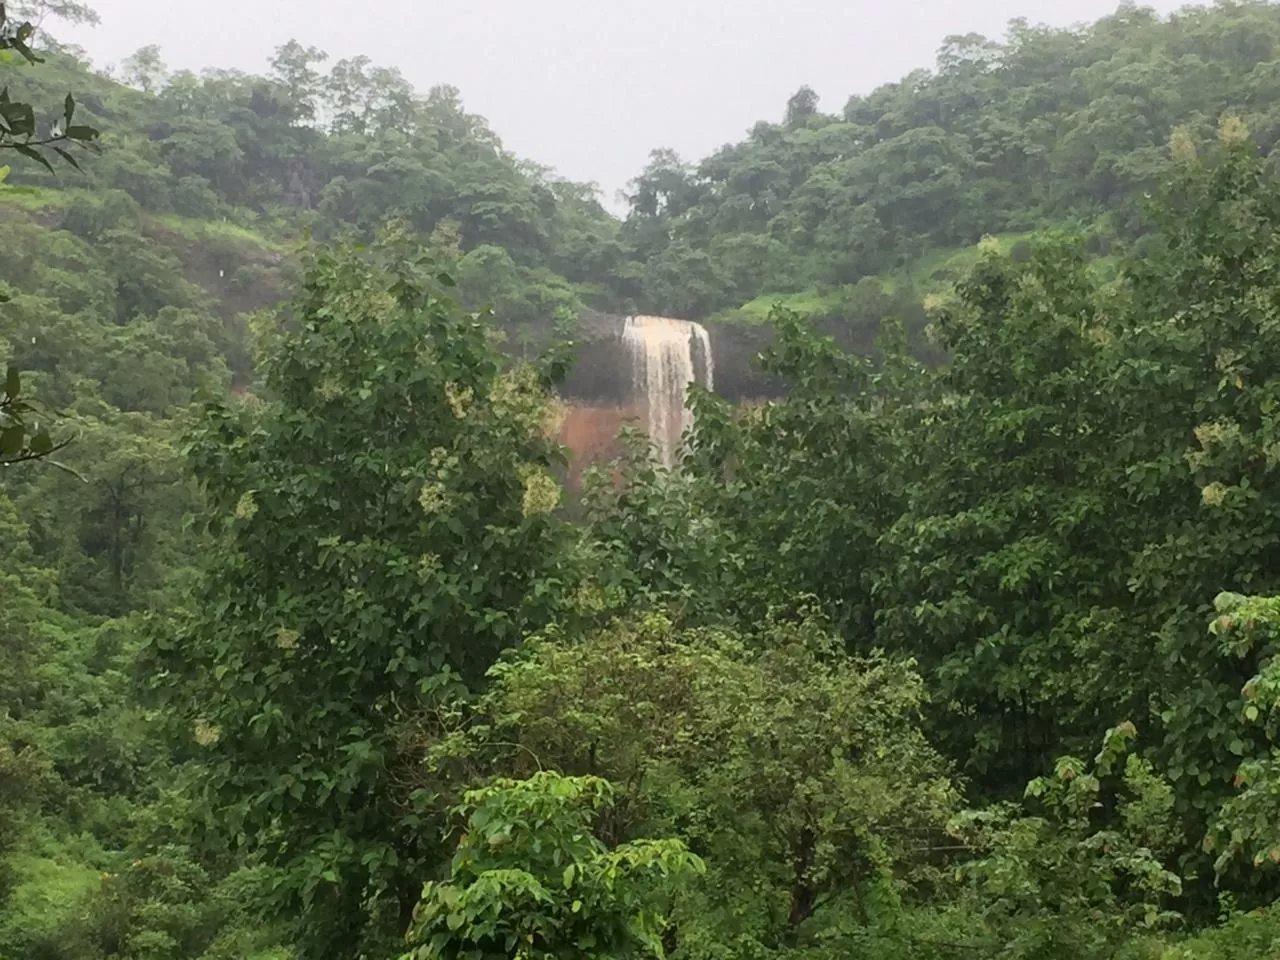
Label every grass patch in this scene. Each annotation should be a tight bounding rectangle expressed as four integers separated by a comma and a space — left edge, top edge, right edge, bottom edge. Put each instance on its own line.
885, 231, 1038, 293
0, 853, 101, 952
0, 183, 76, 212
725, 288, 842, 324
150, 213, 289, 251
0, 188, 288, 256
718, 231, 1058, 325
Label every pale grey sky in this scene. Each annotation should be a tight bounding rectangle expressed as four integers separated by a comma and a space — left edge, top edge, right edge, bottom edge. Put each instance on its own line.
61, 0, 1186, 207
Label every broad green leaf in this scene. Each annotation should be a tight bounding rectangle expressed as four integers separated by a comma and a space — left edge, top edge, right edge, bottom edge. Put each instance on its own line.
28, 430, 53, 455
13, 143, 52, 174
52, 147, 81, 171
0, 425, 22, 454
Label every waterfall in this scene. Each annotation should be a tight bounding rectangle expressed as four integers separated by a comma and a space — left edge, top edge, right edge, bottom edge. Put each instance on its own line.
620, 315, 715, 468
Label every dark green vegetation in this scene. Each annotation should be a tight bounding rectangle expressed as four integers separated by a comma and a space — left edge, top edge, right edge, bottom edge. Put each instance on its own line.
11, 1, 1280, 958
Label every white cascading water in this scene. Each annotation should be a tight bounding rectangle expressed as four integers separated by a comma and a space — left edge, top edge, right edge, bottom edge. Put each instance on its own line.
620, 315, 715, 468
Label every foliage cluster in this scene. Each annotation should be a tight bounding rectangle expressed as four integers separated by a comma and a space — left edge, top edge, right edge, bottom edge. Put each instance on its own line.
17, 4, 1280, 960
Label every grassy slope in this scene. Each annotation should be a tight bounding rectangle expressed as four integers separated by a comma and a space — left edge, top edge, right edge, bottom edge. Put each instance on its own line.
721, 233, 1037, 324
0, 181, 294, 311
0, 181, 286, 249
719, 230, 1121, 326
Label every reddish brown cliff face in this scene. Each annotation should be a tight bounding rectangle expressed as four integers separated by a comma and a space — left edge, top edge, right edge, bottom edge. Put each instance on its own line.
557, 404, 643, 489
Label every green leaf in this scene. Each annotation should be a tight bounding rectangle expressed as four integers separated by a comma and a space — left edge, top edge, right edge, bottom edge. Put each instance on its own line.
13, 143, 52, 175
63, 94, 74, 125
5, 365, 19, 400
0, 425, 22, 455
51, 146, 80, 171
64, 124, 98, 142
562, 863, 576, 889
8, 37, 40, 64
0, 101, 33, 136
28, 429, 53, 455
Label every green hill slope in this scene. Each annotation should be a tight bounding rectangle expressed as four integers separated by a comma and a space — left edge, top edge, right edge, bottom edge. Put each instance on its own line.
8, 1, 1280, 344
618, 0, 1280, 328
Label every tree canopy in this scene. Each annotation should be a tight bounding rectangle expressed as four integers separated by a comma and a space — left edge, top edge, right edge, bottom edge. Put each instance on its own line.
13, 3, 1280, 960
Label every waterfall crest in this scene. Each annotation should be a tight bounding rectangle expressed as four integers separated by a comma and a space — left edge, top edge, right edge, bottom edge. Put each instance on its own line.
620, 315, 715, 468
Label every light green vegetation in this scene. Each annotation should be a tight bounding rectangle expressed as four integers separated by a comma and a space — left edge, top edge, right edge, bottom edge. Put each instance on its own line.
727, 234, 1038, 324
10, 2, 1280, 960
148, 213, 287, 251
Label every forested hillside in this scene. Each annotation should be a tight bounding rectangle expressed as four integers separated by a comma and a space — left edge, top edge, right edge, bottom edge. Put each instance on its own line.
15, 0, 1280, 337
0, 27, 626, 336
623, 0, 1280, 325
12, 1, 1280, 959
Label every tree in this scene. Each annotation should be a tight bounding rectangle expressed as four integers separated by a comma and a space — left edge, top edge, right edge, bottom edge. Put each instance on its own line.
1104, 119, 1280, 862
403, 772, 704, 960
678, 307, 912, 638
0, 0, 95, 467
145, 228, 576, 958
783, 85, 819, 127
423, 613, 959, 955
1201, 591, 1280, 877
949, 723, 1182, 960
270, 39, 328, 124
876, 234, 1125, 789
120, 43, 166, 94
7, 0, 99, 33
323, 55, 414, 136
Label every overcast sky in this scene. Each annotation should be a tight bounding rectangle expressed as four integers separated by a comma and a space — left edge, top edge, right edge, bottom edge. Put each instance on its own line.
60, 0, 1186, 208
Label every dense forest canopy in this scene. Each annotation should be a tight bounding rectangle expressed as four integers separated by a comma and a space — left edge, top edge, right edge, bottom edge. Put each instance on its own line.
615, 1, 1280, 317
11, 1, 1280, 959
14, 0, 1280, 330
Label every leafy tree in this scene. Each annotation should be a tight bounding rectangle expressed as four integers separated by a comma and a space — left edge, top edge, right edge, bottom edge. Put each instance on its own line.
403, 772, 703, 960
8, 0, 99, 33
875, 234, 1124, 789
783, 85, 820, 128
1095, 120, 1280, 871
269, 40, 328, 125
323, 55, 413, 136
146, 229, 575, 958
1204, 591, 1280, 876
423, 613, 959, 957
0, 1, 98, 471
0, 363, 65, 463
574, 428, 739, 624
679, 307, 916, 638
119, 43, 166, 95
948, 722, 1182, 959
